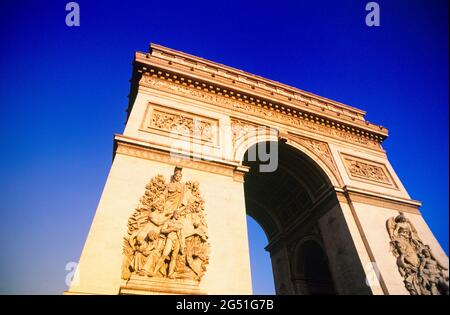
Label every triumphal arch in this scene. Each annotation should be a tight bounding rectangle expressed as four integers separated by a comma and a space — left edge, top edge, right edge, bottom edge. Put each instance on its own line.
67, 44, 448, 295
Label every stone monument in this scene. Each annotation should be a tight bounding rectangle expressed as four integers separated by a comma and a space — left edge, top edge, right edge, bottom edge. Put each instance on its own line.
66, 44, 448, 295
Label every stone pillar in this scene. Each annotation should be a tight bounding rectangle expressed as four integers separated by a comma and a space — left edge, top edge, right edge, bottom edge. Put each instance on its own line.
343, 188, 449, 295
267, 243, 296, 295
66, 142, 253, 295
318, 194, 382, 294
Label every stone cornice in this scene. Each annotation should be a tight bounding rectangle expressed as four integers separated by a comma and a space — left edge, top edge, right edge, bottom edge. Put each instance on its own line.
131, 49, 388, 147
149, 43, 367, 117
132, 43, 388, 141
336, 186, 422, 214
138, 74, 384, 150
113, 134, 249, 180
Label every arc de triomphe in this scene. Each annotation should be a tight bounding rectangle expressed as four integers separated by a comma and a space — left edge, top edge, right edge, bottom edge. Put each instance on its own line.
66, 44, 448, 295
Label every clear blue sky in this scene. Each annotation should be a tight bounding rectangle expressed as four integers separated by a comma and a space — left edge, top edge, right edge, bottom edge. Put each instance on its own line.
0, 0, 447, 294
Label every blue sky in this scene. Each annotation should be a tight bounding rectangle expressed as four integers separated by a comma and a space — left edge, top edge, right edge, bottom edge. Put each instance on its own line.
0, 0, 447, 294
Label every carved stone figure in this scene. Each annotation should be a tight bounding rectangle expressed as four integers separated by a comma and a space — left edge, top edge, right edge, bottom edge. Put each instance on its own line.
163, 166, 186, 214
387, 212, 449, 295
418, 247, 449, 295
121, 167, 210, 282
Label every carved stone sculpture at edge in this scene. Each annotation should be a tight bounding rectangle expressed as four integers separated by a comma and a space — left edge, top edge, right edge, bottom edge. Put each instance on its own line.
121, 167, 210, 283
386, 212, 449, 295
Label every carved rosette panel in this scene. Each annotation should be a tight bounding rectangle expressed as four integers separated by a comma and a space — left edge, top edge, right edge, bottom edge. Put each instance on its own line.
341, 154, 396, 187
386, 213, 449, 295
150, 108, 214, 143
121, 167, 210, 283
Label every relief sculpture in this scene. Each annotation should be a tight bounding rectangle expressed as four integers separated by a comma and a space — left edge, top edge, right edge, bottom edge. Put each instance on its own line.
151, 109, 214, 142
387, 213, 449, 295
121, 167, 210, 282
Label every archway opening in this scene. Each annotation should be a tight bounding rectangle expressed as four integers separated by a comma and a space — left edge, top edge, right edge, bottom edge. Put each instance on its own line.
243, 141, 337, 295
246, 215, 276, 294
292, 240, 335, 294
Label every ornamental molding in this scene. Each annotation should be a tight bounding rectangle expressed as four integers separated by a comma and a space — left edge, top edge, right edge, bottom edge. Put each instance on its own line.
287, 134, 337, 173
141, 74, 382, 151
143, 44, 372, 123
341, 153, 397, 188
141, 103, 219, 145
341, 189, 421, 214
115, 140, 246, 180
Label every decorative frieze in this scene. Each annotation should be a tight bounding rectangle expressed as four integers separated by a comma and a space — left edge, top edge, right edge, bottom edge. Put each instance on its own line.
151, 109, 214, 142
341, 154, 396, 187
141, 75, 382, 150
143, 104, 218, 145
147, 45, 366, 121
